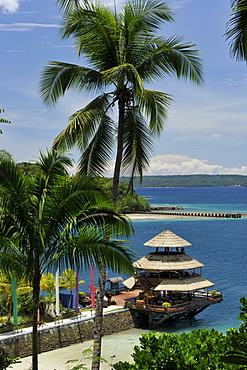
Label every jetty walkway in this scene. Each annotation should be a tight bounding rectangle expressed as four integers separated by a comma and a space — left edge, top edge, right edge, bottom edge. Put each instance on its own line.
138, 211, 242, 218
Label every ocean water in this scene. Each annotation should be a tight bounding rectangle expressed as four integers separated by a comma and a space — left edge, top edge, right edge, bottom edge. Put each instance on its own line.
126, 187, 247, 334
78, 187, 247, 335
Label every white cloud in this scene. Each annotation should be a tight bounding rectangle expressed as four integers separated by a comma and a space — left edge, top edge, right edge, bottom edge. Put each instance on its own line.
147, 155, 247, 175
0, 0, 22, 12
0, 22, 59, 31
105, 154, 247, 177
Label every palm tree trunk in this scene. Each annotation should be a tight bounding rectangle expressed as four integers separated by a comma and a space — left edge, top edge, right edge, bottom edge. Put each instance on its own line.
91, 263, 106, 370
68, 291, 72, 309
32, 268, 41, 370
112, 97, 125, 202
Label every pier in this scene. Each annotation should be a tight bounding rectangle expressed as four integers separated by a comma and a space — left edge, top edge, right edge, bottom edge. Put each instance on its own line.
139, 211, 242, 218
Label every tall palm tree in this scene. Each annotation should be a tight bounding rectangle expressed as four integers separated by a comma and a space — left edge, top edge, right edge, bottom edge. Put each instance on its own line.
59, 224, 135, 370
40, 0, 203, 201
0, 150, 133, 370
226, 0, 247, 61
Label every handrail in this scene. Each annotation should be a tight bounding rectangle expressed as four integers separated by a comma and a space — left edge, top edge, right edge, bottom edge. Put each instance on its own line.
131, 294, 222, 313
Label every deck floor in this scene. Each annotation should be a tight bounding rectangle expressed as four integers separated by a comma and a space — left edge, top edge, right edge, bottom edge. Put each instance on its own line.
110, 289, 141, 306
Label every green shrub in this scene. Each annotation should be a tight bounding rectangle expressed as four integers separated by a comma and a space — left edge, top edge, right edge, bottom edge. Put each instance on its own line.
0, 347, 19, 370
113, 329, 240, 369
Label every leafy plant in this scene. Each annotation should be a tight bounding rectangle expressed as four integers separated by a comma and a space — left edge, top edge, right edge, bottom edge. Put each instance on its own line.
113, 329, 239, 369
0, 347, 18, 370
162, 302, 171, 307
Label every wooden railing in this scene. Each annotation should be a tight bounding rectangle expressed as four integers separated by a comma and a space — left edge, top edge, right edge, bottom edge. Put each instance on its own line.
130, 292, 222, 314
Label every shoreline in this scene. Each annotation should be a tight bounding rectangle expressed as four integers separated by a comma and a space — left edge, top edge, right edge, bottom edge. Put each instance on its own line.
127, 213, 202, 220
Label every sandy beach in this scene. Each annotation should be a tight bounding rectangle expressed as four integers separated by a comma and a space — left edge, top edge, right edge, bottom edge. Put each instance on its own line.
127, 212, 246, 220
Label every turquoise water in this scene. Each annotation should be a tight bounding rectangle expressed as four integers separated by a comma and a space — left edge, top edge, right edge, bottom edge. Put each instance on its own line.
126, 187, 247, 333
78, 187, 247, 334
136, 187, 247, 213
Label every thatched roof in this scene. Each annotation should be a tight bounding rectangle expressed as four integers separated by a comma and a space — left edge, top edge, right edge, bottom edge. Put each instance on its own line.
144, 229, 192, 249
133, 253, 203, 271
123, 276, 137, 290
154, 276, 214, 292
107, 277, 123, 284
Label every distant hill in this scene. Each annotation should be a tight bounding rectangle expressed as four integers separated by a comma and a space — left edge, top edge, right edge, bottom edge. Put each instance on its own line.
120, 175, 247, 187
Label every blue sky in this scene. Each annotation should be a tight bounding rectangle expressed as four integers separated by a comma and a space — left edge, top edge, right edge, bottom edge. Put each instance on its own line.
1, 0, 247, 175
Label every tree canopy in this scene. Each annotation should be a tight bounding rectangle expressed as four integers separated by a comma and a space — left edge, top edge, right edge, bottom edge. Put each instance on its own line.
41, 0, 203, 201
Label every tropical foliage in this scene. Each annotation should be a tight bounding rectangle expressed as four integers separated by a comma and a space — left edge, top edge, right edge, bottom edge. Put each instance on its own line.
40, 272, 56, 294
59, 268, 85, 309
97, 178, 150, 212
113, 329, 243, 369
0, 150, 134, 370
0, 347, 18, 370
121, 174, 247, 188
41, 0, 203, 200
226, 0, 247, 61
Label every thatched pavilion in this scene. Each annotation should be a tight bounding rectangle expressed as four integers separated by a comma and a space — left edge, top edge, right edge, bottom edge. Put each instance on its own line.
123, 228, 222, 327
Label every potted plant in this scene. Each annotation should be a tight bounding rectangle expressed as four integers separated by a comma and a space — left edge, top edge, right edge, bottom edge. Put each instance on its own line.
211, 290, 217, 296
162, 301, 171, 313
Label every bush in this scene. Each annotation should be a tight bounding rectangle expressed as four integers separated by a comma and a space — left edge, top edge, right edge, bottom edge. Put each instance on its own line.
0, 347, 19, 370
113, 329, 241, 369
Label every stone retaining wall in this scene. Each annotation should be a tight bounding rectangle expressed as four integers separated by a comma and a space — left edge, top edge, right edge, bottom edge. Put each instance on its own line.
0, 310, 135, 359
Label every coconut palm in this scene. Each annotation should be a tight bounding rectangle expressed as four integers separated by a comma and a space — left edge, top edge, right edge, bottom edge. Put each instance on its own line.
0, 150, 133, 370
226, 0, 247, 61
59, 224, 135, 370
59, 268, 85, 309
40, 0, 203, 201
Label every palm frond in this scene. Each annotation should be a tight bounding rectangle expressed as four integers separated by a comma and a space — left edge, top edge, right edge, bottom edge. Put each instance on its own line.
53, 93, 113, 152
123, 0, 174, 34
40, 62, 104, 106
56, 0, 84, 13
104, 63, 144, 94
77, 115, 115, 176
62, 5, 119, 70
137, 36, 203, 84
58, 225, 135, 274
137, 89, 172, 136
122, 106, 153, 183
226, 0, 247, 61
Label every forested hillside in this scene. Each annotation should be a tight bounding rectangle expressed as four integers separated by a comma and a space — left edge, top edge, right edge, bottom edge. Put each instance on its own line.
120, 175, 247, 187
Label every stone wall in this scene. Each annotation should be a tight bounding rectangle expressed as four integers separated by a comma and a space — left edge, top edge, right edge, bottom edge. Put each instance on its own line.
0, 310, 135, 359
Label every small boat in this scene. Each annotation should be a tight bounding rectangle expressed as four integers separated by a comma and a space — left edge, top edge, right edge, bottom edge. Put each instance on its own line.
123, 228, 222, 327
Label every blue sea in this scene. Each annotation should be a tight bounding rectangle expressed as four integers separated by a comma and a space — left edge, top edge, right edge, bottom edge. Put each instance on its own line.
81, 187, 247, 335
127, 187, 247, 334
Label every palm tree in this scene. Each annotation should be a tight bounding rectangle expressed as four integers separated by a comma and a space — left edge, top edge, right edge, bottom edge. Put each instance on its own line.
59, 224, 135, 370
40, 0, 203, 201
226, 0, 247, 61
59, 268, 85, 309
0, 150, 133, 370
